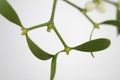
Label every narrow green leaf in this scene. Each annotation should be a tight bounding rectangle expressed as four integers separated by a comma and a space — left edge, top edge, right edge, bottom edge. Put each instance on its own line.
100, 20, 119, 26
50, 53, 59, 80
100, 20, 120, 34
25, 34, 53, 60
73, 38, 111, 52
0, 0, 22, 27
116, 8, 120, 21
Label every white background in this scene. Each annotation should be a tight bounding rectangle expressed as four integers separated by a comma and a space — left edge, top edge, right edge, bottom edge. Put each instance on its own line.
0, 0, 120, 80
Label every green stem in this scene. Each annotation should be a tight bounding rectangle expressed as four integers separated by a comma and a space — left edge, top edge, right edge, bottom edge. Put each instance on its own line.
89, 28, 95, 40
84, 13, 95, 25
63, 0, 83, 11
103, 0, 116, 6
27, 22, 49, 31
63, 0, 96, 26
50, 0, 69, 49
90, 52, 94, 58
89, 28, 95, 58
50, 0, 58, 21
53, 24, 68, 48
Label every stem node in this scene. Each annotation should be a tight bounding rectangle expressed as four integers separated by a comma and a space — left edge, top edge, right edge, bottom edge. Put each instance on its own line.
65, 47, 71, 55
47, 22, 54, 32
21, 28, 27, 35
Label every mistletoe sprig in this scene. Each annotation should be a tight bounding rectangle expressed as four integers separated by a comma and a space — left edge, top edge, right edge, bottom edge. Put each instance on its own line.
0, 0, 120, 80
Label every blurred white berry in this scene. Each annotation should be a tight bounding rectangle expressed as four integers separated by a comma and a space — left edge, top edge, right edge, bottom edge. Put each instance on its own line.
95, 2, 106, 13
85, 1, 96, 11
85, 0, 106, 13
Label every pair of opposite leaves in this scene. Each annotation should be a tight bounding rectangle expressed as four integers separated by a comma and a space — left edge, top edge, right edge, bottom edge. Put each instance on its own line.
0, 0, 111, 61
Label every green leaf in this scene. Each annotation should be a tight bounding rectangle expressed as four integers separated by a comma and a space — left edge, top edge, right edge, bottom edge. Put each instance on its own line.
0, 0, 22, 27
116, 8, 120, 21
73, 38, 111, 52
50, 53, 59, 80
25, 34, 53, 60
100, 20, 120, 34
